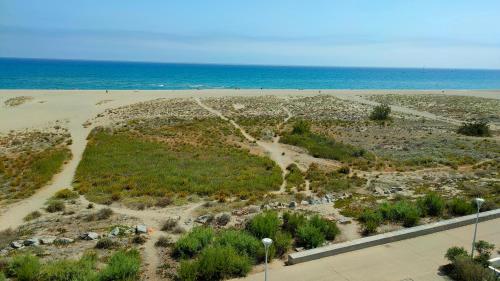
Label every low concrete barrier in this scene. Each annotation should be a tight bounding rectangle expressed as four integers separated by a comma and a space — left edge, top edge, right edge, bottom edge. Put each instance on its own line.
288, 209, 500, 265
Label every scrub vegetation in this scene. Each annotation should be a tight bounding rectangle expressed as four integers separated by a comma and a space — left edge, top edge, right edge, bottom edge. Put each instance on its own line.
0, 147, 71, 203
280, 120, 374, 165
75, 118, 282, 206
1, 250, 141, 281
175, 211, 339, 280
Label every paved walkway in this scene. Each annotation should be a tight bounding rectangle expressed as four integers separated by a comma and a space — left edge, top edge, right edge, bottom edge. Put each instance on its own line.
239, 218, 500, 281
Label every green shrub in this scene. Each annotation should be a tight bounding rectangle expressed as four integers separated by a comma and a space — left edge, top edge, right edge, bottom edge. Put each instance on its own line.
370, 103, 391, 121
450, 256, 496, 281
54, 188, 79, 200
473, 240, 495, 267
190, 246, 252, 281
308, 215, 340, 240
40, 253, 97, 281
215, 230, 265, 263
177, 260, 198, 281
98, 249, 141, 281
285, 164, 305, 189
281, 132, 368, 162
172, 227, 214, 259
447, 198, 474, 216
131, 235, 146, 245
23, 211, 42, 222
296, 224, 325, 249
96, 208, 113, 220
161, 218, 178, 232
95, 238, 118, 249
457, 121, 491, 137
418, 193, 445, 216
7, 254, 41, 281
155, 236, 171, 248
282, 212, 307, 236
46, 200, 65, 213
380, 201, 420, 227
272, 231, 292, 257
0, 272, 5, 281
246, 212, 280, 240
445, 246, 469, 263
291, 120, 311, 135
358, 209, 383, 234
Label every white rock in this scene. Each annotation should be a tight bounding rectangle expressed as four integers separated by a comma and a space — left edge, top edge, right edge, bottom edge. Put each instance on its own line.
135, 225, 148, 234
40, 236, 56, 245
110, 227, 120, 236
81, 232, 99, 240
10, 241, 24, 249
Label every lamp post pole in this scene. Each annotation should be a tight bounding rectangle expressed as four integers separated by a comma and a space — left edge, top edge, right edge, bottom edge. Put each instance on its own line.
471, 198, 485, 258
262, 238, 273, 281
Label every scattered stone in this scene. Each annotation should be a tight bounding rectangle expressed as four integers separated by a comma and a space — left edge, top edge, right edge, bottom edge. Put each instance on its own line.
24, 238, 40, 246
135, 225, 148, 234
337, 217, 352, 224
10, 241, 24, 249
40, 236, 56, 245
247, 205, 260, 213
195, 214, 214, 224
289, 201, 297, 209
81, 232, 99, 240
374, 187, 385, 195
215, 213, 231, 226
110, 227, 120, 236
300, 200, 309, 205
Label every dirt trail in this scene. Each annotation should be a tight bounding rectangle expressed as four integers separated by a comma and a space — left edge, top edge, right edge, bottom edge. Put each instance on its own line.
0, 118, 91, 230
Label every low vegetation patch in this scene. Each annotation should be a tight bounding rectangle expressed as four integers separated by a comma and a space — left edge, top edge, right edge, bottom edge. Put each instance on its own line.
285, 164, 305, 191
53, 188, 79, 200
173, 211, 336, 280
0, 147, 71, 202
369, 103, 391, 121
2, 250, 140, 281
358, 194, 478, 234
457, 121, 491, 137
280, 120, 374, 165
23, 211, 42, 222
45, 200, 65, 213
441, 241, 496, 281
75, 124, 282, 205
4, 96, 33, 107
306, 163, 365, 193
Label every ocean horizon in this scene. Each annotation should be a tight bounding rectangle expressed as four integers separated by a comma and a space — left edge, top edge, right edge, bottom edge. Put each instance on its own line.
1, 57, 500, 90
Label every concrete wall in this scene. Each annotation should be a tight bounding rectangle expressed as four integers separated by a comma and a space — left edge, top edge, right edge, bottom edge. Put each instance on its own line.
288, 209, 500, 265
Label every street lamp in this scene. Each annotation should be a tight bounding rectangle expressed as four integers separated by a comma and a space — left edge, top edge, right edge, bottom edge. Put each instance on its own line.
471, 197, 485, 258
262, 238, 273, 281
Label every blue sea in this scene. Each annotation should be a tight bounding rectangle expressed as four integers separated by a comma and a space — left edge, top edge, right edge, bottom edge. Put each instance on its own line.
1, 58, 500, 90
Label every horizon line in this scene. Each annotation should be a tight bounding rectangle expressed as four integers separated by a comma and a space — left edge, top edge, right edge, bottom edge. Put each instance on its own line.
2, 56, 500, 72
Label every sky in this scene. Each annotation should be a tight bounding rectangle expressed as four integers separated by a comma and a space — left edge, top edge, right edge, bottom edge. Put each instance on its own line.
1, 0, 499, 69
